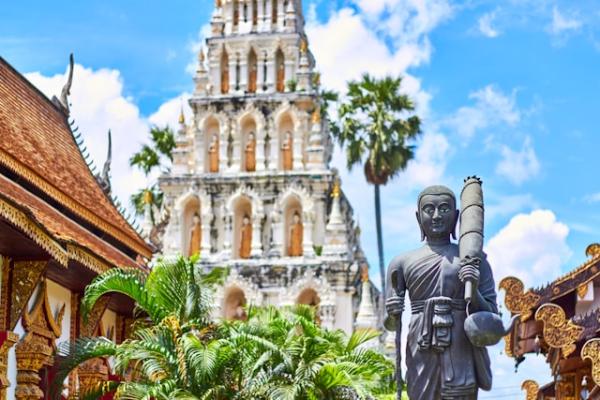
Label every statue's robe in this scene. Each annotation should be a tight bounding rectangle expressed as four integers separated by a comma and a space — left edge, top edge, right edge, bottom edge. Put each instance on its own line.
385, 243, 497, 400
248, 66, 257, 93
240, 222, 252, 259
277, 66, 285, 92
189, 221, 202, 257
288, 221, 303, 256
281, 138, 293, 170
245, 139, 256, 172
209, 140, 219, 172
221, 67, 229, 94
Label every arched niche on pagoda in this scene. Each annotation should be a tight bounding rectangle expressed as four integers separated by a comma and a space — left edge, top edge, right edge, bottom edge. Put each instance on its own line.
275, 48, 285, 93
202, 115, 221, 173
225, 186, 264, 259
273, 185, 315, 257
176, 190, 212, 258
214, 269, 261, 321
235, 107, 266, 172
247, 47, 258, 94
280, 269, 335, 329
273, 104, 302, 171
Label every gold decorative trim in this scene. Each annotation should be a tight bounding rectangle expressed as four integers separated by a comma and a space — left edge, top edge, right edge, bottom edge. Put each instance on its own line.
581, 339, 600, 386
521, 380, 539, 400
499, 276, 540, 322
67, 244, 111, 275
0, 149, 151, 258
535, 303, 583, 359
10, 261, 48, 331
0, 199, 68, 266
0, 258, 10, 331
553, 243, 600, 286
503, 329, 514, 358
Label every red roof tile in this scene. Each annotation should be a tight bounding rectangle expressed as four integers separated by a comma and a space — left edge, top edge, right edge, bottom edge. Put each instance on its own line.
0, 57, 151, 259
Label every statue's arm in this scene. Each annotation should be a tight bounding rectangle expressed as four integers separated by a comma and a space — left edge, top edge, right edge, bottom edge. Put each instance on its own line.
474, 254, 498, 313
384, 256, 405, 331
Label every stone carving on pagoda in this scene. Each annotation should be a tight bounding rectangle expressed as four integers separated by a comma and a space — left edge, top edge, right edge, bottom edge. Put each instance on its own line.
225, 186, 264, 258
272, 184, 315, 257
535, 303, 584, 358
15, 280, 65, 400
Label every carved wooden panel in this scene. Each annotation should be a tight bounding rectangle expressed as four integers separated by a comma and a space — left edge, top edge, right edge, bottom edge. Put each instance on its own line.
10, 261, 47, 331
499, 276, 540, 322
521, 380, 539, 400
582, 339, 600, 387
535, 303, 583, 359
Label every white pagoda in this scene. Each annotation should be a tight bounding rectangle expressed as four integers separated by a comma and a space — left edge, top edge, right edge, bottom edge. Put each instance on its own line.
156, 0, 378, 334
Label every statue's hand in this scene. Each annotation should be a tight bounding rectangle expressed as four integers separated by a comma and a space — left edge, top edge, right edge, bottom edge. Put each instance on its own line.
458, 261, 480, 287
386, 296, 404, 316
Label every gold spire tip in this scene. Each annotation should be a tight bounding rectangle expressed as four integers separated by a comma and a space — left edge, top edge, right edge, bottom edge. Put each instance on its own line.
332, 178, 341, 198
143, 190, 153, 205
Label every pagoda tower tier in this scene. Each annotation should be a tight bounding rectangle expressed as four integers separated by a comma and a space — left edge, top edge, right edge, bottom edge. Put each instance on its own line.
157, 0, 378, 335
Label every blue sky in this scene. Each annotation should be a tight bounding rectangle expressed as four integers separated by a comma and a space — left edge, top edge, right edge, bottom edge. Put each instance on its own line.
3, 0, 600, 396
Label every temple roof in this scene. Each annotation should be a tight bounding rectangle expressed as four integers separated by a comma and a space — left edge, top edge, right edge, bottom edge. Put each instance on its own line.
0, 57, 152, 260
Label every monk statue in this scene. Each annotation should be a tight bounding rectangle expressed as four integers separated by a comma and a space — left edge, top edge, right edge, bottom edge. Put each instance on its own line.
188, 213, 202, 257
248, 60, 258, 93
277, 62, 285, 92
385, 185, 498, 400
281, 131, 293, 171
239, 214, 252, 259
221, 60, 229, 94
245, 132, 256, 172
288, 211, 303, 256
208, 133, 219, 173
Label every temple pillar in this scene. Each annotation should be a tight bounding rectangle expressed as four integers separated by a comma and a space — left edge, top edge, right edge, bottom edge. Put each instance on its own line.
292, 125, 303, 170
219, 123, 229, 172
302, 212, 315, 257
256, 136, 266, 171
228, 59, 237, 94
201, 219, 212, 258
0, 332, 18, 400
257, 56, 266, 93
239, 59, 248, 93
265, 54, 275, 92
284, 59, 294, 91
268, 122, 279, 170
269, 210, 283, 257
277, 0, 285, 31
222, 214, 233, 259
251, 214, 263, 257
230, 126, 242, 172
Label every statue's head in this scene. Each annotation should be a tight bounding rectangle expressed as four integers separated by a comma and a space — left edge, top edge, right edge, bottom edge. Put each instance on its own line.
193, 213, 201, 224
243, 214, 250, 224
293, 212, 301, 223
416, 185, 458, 242
248, 132, 255, 140
212, 133, 218, 142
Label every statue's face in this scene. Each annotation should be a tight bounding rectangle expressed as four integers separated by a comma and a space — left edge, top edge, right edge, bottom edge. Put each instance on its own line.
248, 132, 255, 141
243, 216, 250, 224
418, 193, 457, 240
293, 213, 300, 223
193, 214, 201, 224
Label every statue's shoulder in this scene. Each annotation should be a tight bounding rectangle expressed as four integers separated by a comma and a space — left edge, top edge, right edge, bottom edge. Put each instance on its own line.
388, 246, 426, 269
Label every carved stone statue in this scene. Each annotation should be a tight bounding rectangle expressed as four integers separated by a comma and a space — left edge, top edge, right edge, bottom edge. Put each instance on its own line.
288, 211, 303, 257
188, 213, 202, 257
248, 58, 258, 93
281, 131, 293, 171
245, 132, 256, 172
208, 133, 219, 173
385, 185, 498, 400
240, 214, 252, 259
221, 60, 229, 94
277, 62, 285, 92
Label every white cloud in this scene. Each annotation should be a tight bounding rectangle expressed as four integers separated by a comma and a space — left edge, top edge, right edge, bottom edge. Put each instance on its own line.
486, 193, 536, 221
485, 209, 571, 287
478, 11, 500, 38
446, 84, 520, 140
549, 6, 582, 36
148, 93, 193, 129
25, 64, 187, 217
583, 192, 600, 203
496, 137, 540, 185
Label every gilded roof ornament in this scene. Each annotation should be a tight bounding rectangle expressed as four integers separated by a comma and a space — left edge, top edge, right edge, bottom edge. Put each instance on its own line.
535, 303, 583, 358
143, 190, 153, 205
360, 264, 369, 282
521, 380, 539, 400
179, 105, 185, 125
499, 276, 540, 322
312, 108, 321, 124
300, 38, 308, 54
581, 338, 600, 386
586, 243, 600, 258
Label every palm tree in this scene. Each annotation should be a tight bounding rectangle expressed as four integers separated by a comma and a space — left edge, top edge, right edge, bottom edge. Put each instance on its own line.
331, 74, 421, 295
129, 125, 176, 218
223, 305, 395, 400
51, 257, 227, 399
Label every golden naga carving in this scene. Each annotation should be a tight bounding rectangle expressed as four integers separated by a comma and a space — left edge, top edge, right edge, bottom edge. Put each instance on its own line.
0, 331, 19, 400
503, 329, 514, 358
10, 261, 47, 331
521, 380, 539, 400
15, 280, 65, 400
499, 276, 540, 322
535, 303, 583, 358
581, 338, 600, 386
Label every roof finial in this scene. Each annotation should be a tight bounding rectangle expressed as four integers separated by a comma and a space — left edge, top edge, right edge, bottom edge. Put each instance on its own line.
312, 108, 321, 124
199, 47, 205, 63
96, 129, 112, 195
332, 177, 341, 198
360, 264, 369, 282
59, 53, 74, 114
